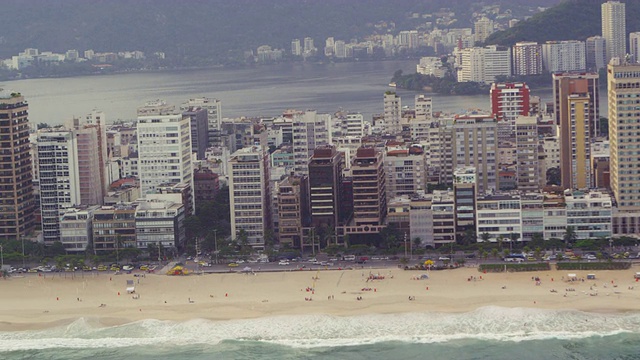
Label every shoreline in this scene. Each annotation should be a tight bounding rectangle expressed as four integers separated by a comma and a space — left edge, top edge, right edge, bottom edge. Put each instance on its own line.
2, 267, 639, 332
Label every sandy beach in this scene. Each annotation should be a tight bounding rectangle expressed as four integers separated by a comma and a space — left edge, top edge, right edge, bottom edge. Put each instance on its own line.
2, 266, 640, 331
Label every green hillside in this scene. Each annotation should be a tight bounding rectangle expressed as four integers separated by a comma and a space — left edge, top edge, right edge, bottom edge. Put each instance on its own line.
486, 0, 640, 46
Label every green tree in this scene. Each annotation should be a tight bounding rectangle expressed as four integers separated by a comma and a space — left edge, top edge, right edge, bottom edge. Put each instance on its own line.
563, 226, 577, 247
480, 232, 491, 243
491, 248, 499, 259
413, 237, 422, 249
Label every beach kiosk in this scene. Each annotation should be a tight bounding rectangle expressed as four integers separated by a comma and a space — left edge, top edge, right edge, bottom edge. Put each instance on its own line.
567, 273, 577, 281
587, 274, 596, 280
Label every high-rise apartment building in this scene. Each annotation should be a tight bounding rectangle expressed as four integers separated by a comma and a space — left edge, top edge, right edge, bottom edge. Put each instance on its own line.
383, 92, 402, 134
629, 32, 640, 63
290, 110, 331, 175
457, 46, 511, 84
586, 36, 607, 71
542, 41, 586, 72
37, 129, 81, 244
490, 82, 530, 139
228, 146, 271, 248
426, 118, 454, 186
414, 95, 432, 121
567, 94, 592, 189
308, 146, 345, 228
303, 37, 315, 54
384, 144, 426, 202
602, 0, 626, 63
84, 110, 109, 191
515, 116, 540, 192
553, 72, 599, 189
608, 61, 640, 210
452, 114, 498, 195
74, 122, 104, 205
137, 100, 194, 211
453, 167, 477, 243
181, 97, 222, 147
474, 17, 494, 43
291, 39, 301, 56
512, 42, 542, 76
182, 106, 208, 160
0, 91, 35, 239
351, 147, 386, 227
277, 174, 309, 248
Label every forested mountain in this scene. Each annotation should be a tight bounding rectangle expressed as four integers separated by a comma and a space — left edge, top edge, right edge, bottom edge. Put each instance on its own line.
0, 0, 560, 65
486, 0, 640, 46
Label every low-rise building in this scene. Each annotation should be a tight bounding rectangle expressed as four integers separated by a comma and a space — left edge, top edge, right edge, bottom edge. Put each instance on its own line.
476, 194, 522, 243
135, 199, 186, 249
60, 206, 100, 252
92, 203, 137, 252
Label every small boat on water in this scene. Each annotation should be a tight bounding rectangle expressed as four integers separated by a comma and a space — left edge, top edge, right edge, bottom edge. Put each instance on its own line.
388, 82, 396, 87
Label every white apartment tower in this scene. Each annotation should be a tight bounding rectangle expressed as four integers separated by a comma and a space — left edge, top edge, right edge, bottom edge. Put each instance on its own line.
515, 116, 540, 191
542, 41, 586, 72
37, 129, 81, 244
291, 39, 302, 56
228, 146, 271, 248
457, 46, 511, 84
452, 114, 498, 194
137, 100, 194, 211
602, 1, 626, 64
291, 110, 331, 175
383, 92, 402, 134
415, 95, 433, 121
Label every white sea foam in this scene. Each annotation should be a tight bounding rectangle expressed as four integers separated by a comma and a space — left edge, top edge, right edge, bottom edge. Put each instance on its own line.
1, 307, 639, 351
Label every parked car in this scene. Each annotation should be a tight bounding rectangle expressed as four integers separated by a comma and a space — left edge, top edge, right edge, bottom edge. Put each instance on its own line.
278, 260, 290, 266
438, 256, 450, 261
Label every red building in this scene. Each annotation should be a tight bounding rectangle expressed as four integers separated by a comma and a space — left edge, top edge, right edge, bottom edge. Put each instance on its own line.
490, 82, 530, 123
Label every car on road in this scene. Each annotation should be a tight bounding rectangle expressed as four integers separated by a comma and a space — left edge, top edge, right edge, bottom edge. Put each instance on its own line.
527, 257, 537, 261
228, 263, 239, 267
438, 256, 450, 261
585, 254, 597, 260
122, 265, 134, 271
278, 260, 290, 266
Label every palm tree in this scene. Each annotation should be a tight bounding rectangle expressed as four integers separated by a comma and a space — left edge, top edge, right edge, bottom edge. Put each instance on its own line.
491, 248, 499, 259
480, 232, 491, 243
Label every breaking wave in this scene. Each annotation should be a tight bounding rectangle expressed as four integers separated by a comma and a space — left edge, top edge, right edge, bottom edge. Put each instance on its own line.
1, 306, 639, 351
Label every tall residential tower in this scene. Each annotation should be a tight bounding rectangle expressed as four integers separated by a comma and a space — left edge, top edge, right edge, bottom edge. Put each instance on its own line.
0, 91, 35, 239
602, 1, 626, 63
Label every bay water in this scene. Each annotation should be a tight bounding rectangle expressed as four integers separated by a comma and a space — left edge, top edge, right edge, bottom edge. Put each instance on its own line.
2, 60, 559, 125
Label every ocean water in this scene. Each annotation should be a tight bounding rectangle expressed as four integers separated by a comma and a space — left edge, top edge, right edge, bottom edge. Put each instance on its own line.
2, 307, 640, 360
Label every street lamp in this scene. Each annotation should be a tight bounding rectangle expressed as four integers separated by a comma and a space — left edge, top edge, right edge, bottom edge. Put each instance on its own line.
0, 245, 3, 270
21, 235, 25, 269
403, 232, 407, 259
213, 229, 218, 264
